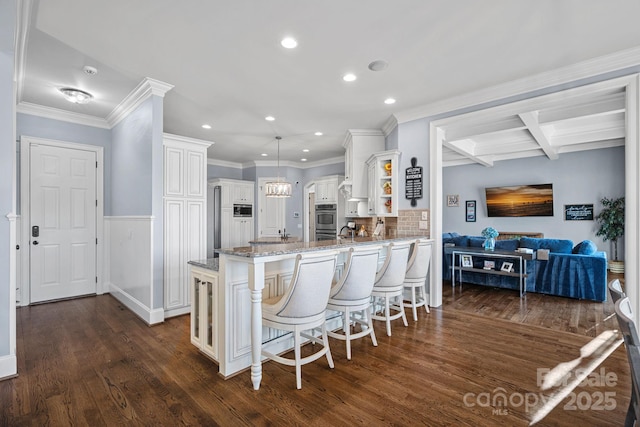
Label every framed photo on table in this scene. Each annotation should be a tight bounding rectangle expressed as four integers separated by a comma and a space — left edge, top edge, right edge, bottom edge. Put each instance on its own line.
501, 262, 513, 272
461, 255, 473, 268
466, 200, 476, 222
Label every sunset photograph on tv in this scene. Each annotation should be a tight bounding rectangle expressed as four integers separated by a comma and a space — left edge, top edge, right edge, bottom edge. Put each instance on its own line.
485, 184, 554, 217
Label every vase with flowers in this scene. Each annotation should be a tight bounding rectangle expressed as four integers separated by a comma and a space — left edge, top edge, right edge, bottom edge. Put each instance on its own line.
481, 227, 499, 251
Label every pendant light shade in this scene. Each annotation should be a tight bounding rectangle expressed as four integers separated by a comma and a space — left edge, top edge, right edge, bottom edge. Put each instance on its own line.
266, 136, 292, 198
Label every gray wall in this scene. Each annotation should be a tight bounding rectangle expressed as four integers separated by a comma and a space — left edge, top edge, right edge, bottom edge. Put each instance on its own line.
442, 147, 625, 257
0, 0, 17, 360
111, 99, 154, 215
207, 164, 243, 180
16, 113, 113, 214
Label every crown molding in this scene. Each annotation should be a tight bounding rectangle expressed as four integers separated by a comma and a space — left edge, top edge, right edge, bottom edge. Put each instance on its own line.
244, 156, 344, 169
395, 45, 640, 124
207, 158, 243, 169
163, 132, 213, 148
16, 102, 110, 129
106, 77, 174, 128
381, 116, 398, 137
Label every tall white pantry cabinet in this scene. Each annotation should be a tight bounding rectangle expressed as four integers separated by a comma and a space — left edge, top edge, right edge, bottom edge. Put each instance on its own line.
163, 135, 211, 318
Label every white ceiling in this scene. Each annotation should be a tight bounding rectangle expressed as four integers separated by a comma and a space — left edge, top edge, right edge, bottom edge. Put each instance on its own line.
16, 0, 640, 165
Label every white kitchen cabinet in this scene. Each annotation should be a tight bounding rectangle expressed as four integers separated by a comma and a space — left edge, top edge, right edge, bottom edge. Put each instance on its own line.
345, 200, 359, 217
163, 135, 210, 318
231, 218, 254, 248
339, 130, 385, 200
190, 269, 219, 361
366, 150, 400, 217
233, 183, 254, 204
315, 178, 338, 203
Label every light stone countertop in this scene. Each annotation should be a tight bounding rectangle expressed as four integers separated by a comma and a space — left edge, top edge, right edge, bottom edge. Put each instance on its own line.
248, 236, 301, 244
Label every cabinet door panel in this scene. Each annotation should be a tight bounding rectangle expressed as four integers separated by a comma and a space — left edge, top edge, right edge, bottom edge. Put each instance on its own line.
186, 150, 205, 198
165, 147, 184, 197
165, 199, 185, 310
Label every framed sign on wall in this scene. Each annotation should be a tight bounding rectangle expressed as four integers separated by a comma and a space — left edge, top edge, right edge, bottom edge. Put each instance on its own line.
466, 200, 476, 222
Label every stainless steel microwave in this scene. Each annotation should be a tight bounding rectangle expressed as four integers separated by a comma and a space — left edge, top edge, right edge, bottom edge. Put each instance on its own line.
233, 204, 252, 217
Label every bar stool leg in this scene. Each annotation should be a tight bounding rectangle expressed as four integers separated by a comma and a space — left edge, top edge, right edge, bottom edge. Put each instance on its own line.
367, 305, 378, 347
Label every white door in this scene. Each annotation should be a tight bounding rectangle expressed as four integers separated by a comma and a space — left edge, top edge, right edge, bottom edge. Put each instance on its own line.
258, 178, 285, 237
30, 144, 97, 303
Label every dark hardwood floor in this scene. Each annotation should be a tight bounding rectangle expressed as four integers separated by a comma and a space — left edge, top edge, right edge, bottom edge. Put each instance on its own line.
0, 275, 631, 426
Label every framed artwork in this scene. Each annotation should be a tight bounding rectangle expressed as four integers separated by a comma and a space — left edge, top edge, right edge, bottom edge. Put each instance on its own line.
466, 200, 476, 222
483, 260, 495, 270
501, 262, 514, 272
447, 194, 460, 207
564, 204, 594, 221
461, 255, 473, 268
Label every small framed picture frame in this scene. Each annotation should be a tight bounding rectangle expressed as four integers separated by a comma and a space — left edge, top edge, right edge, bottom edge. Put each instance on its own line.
501, 262, 514, 272
447, 194, 459, 207
483, 260, 495, 270
466, 200, 476, 222
461, 255, 473, 268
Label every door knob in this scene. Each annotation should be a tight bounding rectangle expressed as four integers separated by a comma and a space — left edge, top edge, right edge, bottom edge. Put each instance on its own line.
32, 241, 39, 245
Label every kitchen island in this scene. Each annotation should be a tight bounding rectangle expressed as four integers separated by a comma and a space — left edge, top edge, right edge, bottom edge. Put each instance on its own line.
188, 235, 432, 390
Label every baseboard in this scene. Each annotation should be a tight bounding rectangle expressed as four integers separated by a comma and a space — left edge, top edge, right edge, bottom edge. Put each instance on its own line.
164, 306, 191, 319
108, 282, 165, 326
0, 354, 17, 381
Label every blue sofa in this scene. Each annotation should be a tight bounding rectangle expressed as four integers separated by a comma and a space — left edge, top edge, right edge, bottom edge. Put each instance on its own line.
442, 233, 608, 301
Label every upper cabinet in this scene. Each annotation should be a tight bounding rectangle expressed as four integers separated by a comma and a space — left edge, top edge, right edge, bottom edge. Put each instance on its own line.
233, 182, 254, 204
164, 141, 207, 198
366, 150, 400, 217
314, 175, 344, 204
340, 130, 385, 200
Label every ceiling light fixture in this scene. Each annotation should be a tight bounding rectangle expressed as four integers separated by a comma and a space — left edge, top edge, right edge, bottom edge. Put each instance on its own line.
261, 153, 268, 157
59, 87, 93, 104
314, 132, 323, 136
384, 98, 396, 105
83, 65, 98, 75
301, 158, 307, 162
202, 124, 212, 129
265, 116, 275, 121
265, 136, 292, 198
281, 37, 298, 49
343, 73, 357, 82
368, 60, 389, 72
302, 149, 310, 153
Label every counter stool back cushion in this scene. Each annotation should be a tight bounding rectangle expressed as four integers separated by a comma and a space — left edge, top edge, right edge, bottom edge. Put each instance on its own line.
261, 251, 338, 389
327, 245, 382, 360
371, 241, 412, 336
403, 239, 433, 321
613, 296, 640, 426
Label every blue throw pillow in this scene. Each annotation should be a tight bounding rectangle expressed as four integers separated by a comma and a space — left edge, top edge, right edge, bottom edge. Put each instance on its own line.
519, 237, 542, 250
495, 239, 519, 251
573, 240, 598, 255
540, 239, 573, 254
468, 236, 485, 248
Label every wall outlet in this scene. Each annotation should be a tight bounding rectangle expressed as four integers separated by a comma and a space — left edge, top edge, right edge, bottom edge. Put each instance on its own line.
297, 223, 302, 229
419, 221, 428, 230
421, 211, 428, 220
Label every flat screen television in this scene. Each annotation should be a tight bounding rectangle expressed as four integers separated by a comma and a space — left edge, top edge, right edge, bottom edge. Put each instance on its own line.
485, 184, 554, 217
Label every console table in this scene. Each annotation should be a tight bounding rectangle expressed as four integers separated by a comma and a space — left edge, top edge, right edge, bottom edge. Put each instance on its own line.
451, 247, 536, 297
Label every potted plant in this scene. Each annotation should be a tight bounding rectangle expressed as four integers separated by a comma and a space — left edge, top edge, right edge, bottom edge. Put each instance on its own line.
595, 196, 625, 273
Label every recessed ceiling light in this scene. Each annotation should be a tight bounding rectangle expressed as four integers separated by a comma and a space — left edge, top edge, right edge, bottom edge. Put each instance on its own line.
368, 60, 389, 72
281, 37, 298, 49
343, 73, 357, 82
265, 116, 275, 121
202, 124, 212, 129
314, 132, 323, 136
83, 65, 98, 75
302, 149, 310, 153
261, 153, 268, 157
59, 87, 93, 104
384, 98, 396, 105
301, 158, 307, 162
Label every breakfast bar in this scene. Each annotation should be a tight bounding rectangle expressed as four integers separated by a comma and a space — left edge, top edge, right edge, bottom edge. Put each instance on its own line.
189, 234, 431, 390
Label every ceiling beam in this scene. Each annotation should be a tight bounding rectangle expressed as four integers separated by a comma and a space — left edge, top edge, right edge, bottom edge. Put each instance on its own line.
519, 111, 559, 160
444, 138, 494, 167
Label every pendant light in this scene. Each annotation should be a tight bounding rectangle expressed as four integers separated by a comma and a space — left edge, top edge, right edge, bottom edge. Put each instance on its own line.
265, 136, 292, 197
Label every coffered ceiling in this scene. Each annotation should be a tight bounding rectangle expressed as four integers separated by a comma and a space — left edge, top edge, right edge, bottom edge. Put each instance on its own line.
15, 0, 640, 165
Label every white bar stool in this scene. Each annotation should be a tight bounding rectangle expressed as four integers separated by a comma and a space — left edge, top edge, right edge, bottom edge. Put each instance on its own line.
371, 241, 412, 336
326, 245, 382, 360
261, 251, 338, 389
403, 239, 432, 321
